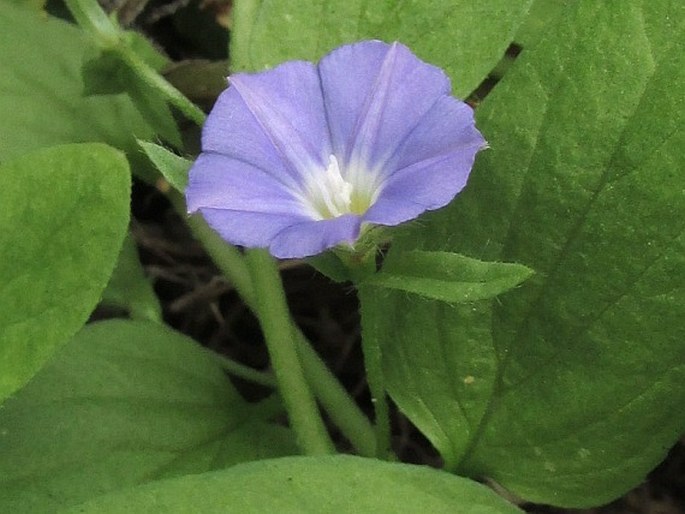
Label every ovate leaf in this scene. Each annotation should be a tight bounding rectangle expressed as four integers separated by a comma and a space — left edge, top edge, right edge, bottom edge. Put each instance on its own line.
367, 250, 533, 303
63, 455, 523, 514
362, 0, 685, 507
0, 143, 130, 401
0, 320, 296, 513
231, 0, 533, 96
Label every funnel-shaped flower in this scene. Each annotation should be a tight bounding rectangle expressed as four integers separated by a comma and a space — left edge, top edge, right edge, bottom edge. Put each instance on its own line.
186, 40, 486, 258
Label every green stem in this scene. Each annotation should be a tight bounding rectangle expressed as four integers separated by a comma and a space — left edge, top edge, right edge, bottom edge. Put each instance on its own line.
213, 353, 277, 389
337, 250, 392, 458
117, 48, 206, 126
246, 249, 335, 455
64, 0, 119, 44
64, 0, 206, 126
294, 335, 377, 457
358, 284, 391, 459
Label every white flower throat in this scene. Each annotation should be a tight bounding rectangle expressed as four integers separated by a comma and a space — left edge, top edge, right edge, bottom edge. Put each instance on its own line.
303, 155, 377, 220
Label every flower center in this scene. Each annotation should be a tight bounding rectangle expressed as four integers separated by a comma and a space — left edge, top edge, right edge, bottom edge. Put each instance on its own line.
303, 155, 375, 220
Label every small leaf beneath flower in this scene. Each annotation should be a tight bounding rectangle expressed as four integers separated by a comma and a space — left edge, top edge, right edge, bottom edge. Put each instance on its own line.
367, 250, 533, 303
139, 140, 192, 192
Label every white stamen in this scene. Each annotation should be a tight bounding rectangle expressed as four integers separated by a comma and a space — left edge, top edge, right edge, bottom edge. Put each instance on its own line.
299, 154, 379, 220
320, 155, 353, 217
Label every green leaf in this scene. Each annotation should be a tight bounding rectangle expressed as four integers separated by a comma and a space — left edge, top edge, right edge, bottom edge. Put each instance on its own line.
0, 143, 130, 401
63, 455, 523, 514
231, 0, 533, 97
5, 0, 46, 11
100, 232, 163, 322
0, 3, 155, 162
367, 250, 533, 303
514, 0, 572, 49
362, 0, 685, 507
138, 140, 192, 192
0, 320, 297, 513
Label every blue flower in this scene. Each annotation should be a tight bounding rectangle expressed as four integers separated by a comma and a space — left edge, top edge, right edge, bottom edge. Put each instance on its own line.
186, 40, 486, 258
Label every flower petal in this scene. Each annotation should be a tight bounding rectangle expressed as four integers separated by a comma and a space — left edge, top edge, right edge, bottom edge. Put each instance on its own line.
316, 41, 390, 159
392, 96, 486, 172
228, 61, 333, 185
363, 146, 482, 226
201, 86, 296, 189
318, 41, 451, 176
187, 40, 487, 259
186, 152, 307, 215
269, 214, 362, 259
198, 208, 306, 249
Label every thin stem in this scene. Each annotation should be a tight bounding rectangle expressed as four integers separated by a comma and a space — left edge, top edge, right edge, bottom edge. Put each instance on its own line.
213, 353, 277, 389
358, 284, 392, 459
65, 0, 206, 126
64, 0, 119, 44
117, 48, 207, 126
246, 249, 335, 455
295, 334, 377, 457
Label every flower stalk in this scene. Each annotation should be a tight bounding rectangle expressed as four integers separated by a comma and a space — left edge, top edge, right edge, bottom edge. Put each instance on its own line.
246, 249, 335, 455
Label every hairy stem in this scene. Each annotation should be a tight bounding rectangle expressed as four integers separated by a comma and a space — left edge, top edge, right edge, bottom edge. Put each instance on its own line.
246, 249, 335, 455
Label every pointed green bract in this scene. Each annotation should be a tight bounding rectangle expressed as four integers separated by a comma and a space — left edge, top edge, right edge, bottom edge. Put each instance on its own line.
0, 320, 296, 513
0, 143, 130, 401
362, 0, 685, 506
231, 0, 532, 96
139, 140, 192, 192
62, 455, 523, 514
